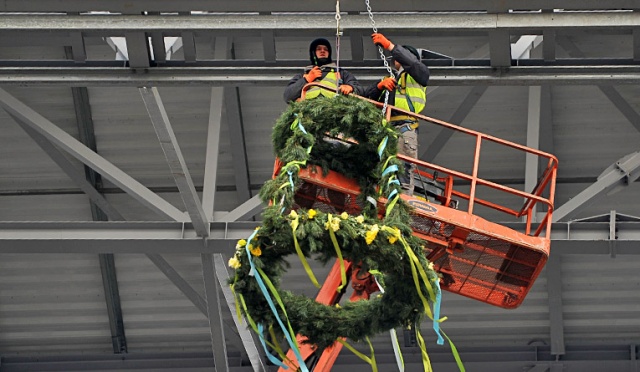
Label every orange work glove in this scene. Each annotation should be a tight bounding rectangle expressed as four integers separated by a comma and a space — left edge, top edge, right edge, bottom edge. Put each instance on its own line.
339, 85, 354, 95
304, 66, 323, 83
377, 77, 396, 91
371, 33, 392, 49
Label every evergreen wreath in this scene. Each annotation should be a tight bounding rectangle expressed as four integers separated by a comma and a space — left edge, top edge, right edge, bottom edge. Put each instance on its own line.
229, 95, 450, 367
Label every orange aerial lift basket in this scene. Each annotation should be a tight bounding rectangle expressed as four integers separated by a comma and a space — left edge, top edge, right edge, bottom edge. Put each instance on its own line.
276, 83, 558, 310
274, 83, 557, 372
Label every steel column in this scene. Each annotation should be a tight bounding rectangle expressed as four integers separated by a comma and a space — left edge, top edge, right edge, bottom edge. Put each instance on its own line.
201, 251, 229, 372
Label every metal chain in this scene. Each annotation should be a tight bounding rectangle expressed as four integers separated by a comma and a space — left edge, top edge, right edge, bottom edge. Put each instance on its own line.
365, 0, 393, 113
335, 0, 343, 92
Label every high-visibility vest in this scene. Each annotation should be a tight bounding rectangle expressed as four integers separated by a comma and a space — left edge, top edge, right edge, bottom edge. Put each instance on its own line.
305, 69, 338, 99
393, 71, 427, 114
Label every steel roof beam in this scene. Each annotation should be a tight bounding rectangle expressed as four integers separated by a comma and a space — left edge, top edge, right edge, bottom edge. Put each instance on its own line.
545, 254, 566, 357
213, 254, 267, 371
2, 12, 640, 33
557, 36, 640, 133
0, 1, 636, 12
124, 32, 151, 68
15, 114, 129, 354
202, 87, 223, 220
144, 253, 252, 362
0, 87, 188, 222
2, 220, 640, 254
218, 38, 252, 203
201, 252, 229, 372
553, 151, 640, 222
525, 86, 542, 192
261, 31, 276, 63
4, 65, 640, 86
217, 195, 264, 222
489, 30, 511, 67
140, 87, 210, 236
10, 118, 126, 222
68, 84, 129, 355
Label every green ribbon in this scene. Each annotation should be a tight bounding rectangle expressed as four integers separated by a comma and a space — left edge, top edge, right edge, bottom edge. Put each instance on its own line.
327, 214, 347, 292
442, 329, 465, 372
229, 282, 243, 325
238, 294, 289, 363
290, 213, 321, 288
337, 337, 378, 372
415, 328, 433, 372
255, 266, 301, 355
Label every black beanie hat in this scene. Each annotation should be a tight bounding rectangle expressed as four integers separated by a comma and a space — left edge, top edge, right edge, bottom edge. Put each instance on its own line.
309, 38, 333, 65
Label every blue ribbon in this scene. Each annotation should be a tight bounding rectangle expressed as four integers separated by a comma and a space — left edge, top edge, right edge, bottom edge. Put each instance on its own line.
287, 170, 295, 191
378, 136, 388, 159
244, 230, 309, 371
291, 113, 307, 134
388, 179, 400, 186
257, 323, 289, 368
298, 122, 308, 134
382, 164, 399, 178
433, 279, 445, 345
387, 189, 398, 201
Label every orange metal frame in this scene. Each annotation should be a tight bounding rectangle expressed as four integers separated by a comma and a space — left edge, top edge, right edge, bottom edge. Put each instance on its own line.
274, 83, 558, 371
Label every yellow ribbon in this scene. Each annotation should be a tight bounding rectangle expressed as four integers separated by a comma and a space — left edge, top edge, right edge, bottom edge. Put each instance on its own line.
229, 282, 243, 324
255, 266, 301, 354
337, 337, 378, 372
416, 329, 433, 372
406, 243, 432, 319
238, 294, 287, 361
290, 214, 321, 288
403, 237, 436, 301
268, 325, 290, 364
380, 155, 397, 174
327, 214, 347, 291
385, 193, 400, 216
442, 329, 466, 372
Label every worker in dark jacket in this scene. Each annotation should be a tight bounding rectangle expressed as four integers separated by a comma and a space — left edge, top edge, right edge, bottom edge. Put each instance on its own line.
284, 38, 363, 102
366, 33, 429, 196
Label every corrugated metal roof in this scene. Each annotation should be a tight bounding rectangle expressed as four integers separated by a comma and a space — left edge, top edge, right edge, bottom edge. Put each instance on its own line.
2, 4, 640, 371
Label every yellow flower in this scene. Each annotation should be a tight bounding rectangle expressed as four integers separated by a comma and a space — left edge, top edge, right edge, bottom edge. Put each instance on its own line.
235, 239, 247, 250
308, 209, 317, 219
365, 224, 379, 245
288, 210, 298, 219
331, 220, 340, 231
250, 245, 262, 257
387, 227, 400, 244
324, 216, 341, 232
228, 256, 241, 269
355, 215, 365, 224
428, 261, 435, 271
340, 212, 349, 220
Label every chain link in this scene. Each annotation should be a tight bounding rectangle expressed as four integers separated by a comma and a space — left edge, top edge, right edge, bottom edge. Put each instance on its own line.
365, 0, 393, 114
335, 0, 342, 92
365, 0, 377, 33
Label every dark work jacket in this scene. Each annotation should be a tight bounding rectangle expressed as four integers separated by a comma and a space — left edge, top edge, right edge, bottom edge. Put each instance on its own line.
283, 63, 364, 103
364, 45, 430, 103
